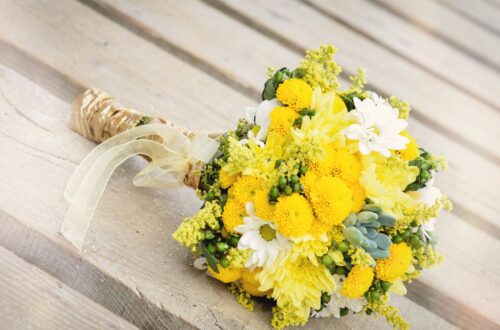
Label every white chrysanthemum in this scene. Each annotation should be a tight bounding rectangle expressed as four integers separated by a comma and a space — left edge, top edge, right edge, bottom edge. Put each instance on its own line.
246, 99, 281, 141
235, 202, 290, 269
312, 275, 367, 318
342, 93, 408, 156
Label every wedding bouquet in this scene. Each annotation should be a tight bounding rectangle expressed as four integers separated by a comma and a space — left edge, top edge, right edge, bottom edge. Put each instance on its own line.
62, 45, 451, 329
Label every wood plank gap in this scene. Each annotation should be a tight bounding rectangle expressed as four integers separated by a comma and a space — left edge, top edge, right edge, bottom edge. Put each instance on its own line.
201, 0, 500, 166
0, 209, 198, 330
302, 0, 500, 112
407, 280, 499, 330
77, 0, 261, 101
0, 39, 85, 103
435, 0, 500, 37
370, 0, 500, 73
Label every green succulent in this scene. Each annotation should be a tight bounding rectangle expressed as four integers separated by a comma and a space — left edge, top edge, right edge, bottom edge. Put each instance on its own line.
342, 204, 396, 259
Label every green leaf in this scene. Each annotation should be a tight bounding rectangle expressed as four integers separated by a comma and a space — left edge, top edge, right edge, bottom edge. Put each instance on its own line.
262, 79, 277, 100
200, 243, 219, 273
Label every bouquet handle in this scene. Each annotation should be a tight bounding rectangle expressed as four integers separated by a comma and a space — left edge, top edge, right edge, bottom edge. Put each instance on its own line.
62, 89, 220, 250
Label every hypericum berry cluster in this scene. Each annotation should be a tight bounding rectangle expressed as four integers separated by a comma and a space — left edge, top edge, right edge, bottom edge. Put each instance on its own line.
268, 160, 307, 202
405, 149, 440, 192
200, 224, 240, 270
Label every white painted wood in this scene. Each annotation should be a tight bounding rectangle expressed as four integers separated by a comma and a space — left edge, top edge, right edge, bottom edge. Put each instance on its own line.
376, 0, 500, 70
0, 246, 137, 330
438, 0, 500, 35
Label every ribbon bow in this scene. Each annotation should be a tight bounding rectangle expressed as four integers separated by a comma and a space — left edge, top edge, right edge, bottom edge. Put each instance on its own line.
62, 124, 219, 251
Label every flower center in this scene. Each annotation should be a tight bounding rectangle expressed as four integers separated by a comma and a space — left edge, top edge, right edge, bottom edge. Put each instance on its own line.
260, 224, 277, 242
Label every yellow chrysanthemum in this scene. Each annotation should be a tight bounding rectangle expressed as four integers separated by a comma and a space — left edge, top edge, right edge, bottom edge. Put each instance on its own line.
208, 265, 242, 283
240, 268, 270, 297
268, 107, 298, 137
222, 198, 246, 232
300, 171, 318, 198
259, 255, 336, 312
393, 131, 419, 161
340, 265, 374, 298
230, 176, 263, 204
252, 189, 275, 221
310, 176, 353, 227
274, 194, 314, 237
308, 220, 332, 237
331, 149, 362, 184
346, 181, 366, 213
275, 78, 313, 111
375, 243, 413, 282
219, 169, 238, 189
332, 94, 346, 113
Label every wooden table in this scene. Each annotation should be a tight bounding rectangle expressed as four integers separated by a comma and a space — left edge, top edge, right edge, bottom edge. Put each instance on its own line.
0, 0, 499, 329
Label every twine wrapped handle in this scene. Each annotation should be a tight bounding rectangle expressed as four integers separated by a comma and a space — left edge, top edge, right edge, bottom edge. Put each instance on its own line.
62, 89, 220, 250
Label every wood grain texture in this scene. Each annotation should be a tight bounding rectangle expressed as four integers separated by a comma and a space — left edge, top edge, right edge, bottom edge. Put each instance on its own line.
437, 0, 500, 36
0, 61, 458, 329
374, 0, 500, 72
209, 0, 500, 163
84, 0, 500, 234
0, 245, 137, 330
305, 0, 500, 110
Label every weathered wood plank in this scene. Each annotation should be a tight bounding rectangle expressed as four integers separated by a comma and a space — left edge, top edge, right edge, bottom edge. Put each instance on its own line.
374, 0, 500, 71
0, 245, 137, 330
209, 0, 500, 163
437, 0, 500, 36
85, 0, 500, 235
0, 63, 459, 329
0, 61, 494, 329
306, 0, 500, 110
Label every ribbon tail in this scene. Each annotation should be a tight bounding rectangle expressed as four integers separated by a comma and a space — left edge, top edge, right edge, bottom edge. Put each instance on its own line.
61, 139, 170, 251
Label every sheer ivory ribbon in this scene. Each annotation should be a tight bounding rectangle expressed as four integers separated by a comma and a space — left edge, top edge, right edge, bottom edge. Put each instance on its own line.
62, 124, 219, 251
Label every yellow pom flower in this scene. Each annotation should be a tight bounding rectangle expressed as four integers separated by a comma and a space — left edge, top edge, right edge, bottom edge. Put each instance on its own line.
331, 149, 362, 184
274, 194, 314, 237
230, 176, 263, 204
240, 268, 270, 297
222, 198, 246, 232
268, 107, 298, 137
219, 169, 237, 189
300, 171, 318, 198
310, 176, 353, 227
393, 131, 419, 161
340, 265, 374, 298
208, 265, 242, 283
252, 189, 275, 221
308, 220, 332, 237
375, 243, 413, 282
332, 94, 346, 113
275, 78, 312, 111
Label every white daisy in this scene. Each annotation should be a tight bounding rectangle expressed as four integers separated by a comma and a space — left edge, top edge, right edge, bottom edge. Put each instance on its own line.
312, 275, 367, 318
342, 93, 408, 157
246, 99, 281, 141
235, 202, 290, 269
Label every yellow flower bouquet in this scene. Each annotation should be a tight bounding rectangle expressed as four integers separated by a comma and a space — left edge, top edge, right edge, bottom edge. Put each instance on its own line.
62, 45, 451, 329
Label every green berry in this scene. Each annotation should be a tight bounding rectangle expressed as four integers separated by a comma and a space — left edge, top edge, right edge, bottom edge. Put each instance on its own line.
220, 257, 230, 268
274, 72, 283, 82
275, 159, 284, 168
270, 187, 279, 199
290, 175, 300, 184
207, 243, 216, 254
370, 291, 381, 301
335, 267, 347, 276
229, 236, 239, 247
411, 220, 418, 227
299, 165, 308, 175
205, 230, 215, 240
321, 254, 334, 267
278, 176, 287, 187
392, 235, 403, 243
380, 281, 391, 292
198, 232, 206, 241
294, 163, 300, 169
409, 235, 420, 247
401, 229, 411, 239
284, 185, 293, 195
292, 183, 301, 192
216, 242, 228, 253
415, 239, 425, 249
420, 169, 430, 181
338, 241, 349, 253
321, 292, 331, 304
